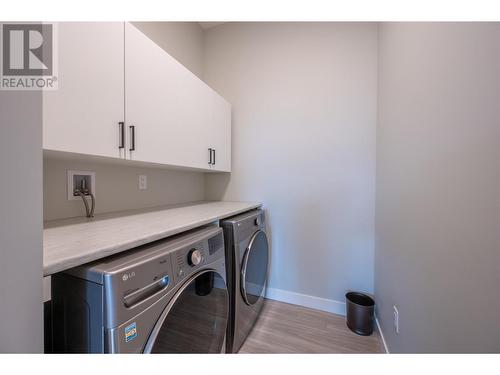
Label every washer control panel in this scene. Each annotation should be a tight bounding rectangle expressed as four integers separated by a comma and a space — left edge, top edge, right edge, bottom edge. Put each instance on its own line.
171, 230, 224, 285
172, 241, 207, 284
73, 226, 225, 331
188, 248, 203, 266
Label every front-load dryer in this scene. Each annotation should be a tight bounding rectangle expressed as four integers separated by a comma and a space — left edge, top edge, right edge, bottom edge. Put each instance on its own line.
51, 226, 228, 353
221, 209, 270, 353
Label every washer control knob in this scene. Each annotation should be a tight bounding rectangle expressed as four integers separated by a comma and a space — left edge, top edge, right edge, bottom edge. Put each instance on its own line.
188, 249, 202, 266
255, 216, 262, 226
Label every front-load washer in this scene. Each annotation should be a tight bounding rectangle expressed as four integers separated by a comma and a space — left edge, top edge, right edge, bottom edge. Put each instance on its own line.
221, 209, 270, 353
51, 226, 228, 353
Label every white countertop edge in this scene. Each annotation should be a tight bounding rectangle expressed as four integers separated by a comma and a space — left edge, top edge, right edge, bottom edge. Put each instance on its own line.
43, 201, 261, 276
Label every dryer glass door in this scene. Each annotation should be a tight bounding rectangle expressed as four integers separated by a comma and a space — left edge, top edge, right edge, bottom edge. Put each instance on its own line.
241, 230, 269, 305
144, 270, 229, 353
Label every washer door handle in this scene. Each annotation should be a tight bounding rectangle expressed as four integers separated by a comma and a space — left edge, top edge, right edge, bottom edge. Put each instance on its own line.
240, 248, 251, 305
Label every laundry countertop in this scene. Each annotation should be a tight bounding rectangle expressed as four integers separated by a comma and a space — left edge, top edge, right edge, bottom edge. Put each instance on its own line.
43, 201, 261, 276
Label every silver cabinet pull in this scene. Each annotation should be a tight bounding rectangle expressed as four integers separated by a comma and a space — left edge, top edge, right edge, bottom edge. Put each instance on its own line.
118, 122, 124, 149
129, 125, 135, 151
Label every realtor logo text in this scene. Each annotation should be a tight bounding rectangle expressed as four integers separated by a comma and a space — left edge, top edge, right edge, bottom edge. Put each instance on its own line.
0, 23, 58, 90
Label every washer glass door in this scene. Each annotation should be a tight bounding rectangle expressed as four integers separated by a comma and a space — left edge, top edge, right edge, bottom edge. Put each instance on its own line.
145, 270, 228, 353
241, 230, 269, 305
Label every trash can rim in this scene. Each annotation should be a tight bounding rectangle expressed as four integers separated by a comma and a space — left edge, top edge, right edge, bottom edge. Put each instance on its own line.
345, 291, 375, 307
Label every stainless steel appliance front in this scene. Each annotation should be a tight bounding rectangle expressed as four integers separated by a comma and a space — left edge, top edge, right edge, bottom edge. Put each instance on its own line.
51, 226, 228, 353
222, 209, 269, 353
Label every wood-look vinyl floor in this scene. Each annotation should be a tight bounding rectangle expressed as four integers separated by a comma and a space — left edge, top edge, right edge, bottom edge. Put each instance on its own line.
239, 299, 385, 354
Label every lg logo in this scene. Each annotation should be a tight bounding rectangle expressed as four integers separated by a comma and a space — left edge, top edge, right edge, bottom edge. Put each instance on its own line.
1, 23, 57, 90
122, 271, 136, 281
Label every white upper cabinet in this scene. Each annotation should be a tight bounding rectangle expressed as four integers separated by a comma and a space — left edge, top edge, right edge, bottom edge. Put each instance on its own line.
124, 23, 231, 171
43, 23, 125, 159
43, 22, 231, 172
209, 93, 231, 172
124, 23, 201, 168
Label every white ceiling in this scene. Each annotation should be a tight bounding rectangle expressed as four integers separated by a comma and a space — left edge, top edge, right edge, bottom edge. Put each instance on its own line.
198, 22, 225, 30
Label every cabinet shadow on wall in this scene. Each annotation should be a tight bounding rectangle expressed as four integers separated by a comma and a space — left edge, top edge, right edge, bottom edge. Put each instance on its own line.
205, 173, 231, 201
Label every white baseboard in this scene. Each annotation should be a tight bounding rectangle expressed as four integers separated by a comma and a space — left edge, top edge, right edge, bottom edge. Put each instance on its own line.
265, 287, 346, 316
375, 316, 390, 353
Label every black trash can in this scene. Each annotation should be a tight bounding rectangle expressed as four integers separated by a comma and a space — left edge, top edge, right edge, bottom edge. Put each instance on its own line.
345, 292, 375, 336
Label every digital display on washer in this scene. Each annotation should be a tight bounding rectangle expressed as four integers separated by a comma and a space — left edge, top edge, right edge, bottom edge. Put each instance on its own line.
208, 233, 223, 255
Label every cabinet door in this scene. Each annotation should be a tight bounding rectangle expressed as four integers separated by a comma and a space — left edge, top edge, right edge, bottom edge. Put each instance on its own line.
175, 62, 213, 169
43, 22, 125, 159
125, 23, 208, 169
209, 92, 231, 172
199, 85, 231, 172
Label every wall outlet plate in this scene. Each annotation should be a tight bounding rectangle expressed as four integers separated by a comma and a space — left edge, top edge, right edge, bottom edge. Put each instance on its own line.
67, 170, 96, 201
138, 174, 147, 190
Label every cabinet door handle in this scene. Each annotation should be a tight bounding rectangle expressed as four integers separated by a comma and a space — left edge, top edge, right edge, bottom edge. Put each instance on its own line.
129, 125, 135, 151
212, 149, 216, 165
118, 122, 124, 149
208, 148, 213, 165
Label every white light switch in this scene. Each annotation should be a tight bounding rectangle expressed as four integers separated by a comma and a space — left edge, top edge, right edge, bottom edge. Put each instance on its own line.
139, 175, 147, 190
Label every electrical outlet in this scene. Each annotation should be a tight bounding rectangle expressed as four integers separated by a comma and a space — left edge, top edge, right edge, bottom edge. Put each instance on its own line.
393, 305, 399, 335
138, 175, 147, 190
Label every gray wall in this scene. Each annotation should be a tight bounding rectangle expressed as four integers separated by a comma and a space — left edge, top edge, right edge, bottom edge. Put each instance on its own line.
132, 22, 204, 79
376, 23, 500, 353
44, 22, 206, 221
204, 23, 378, 306
0, 90, 44, 352
44, 158, 205, 221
